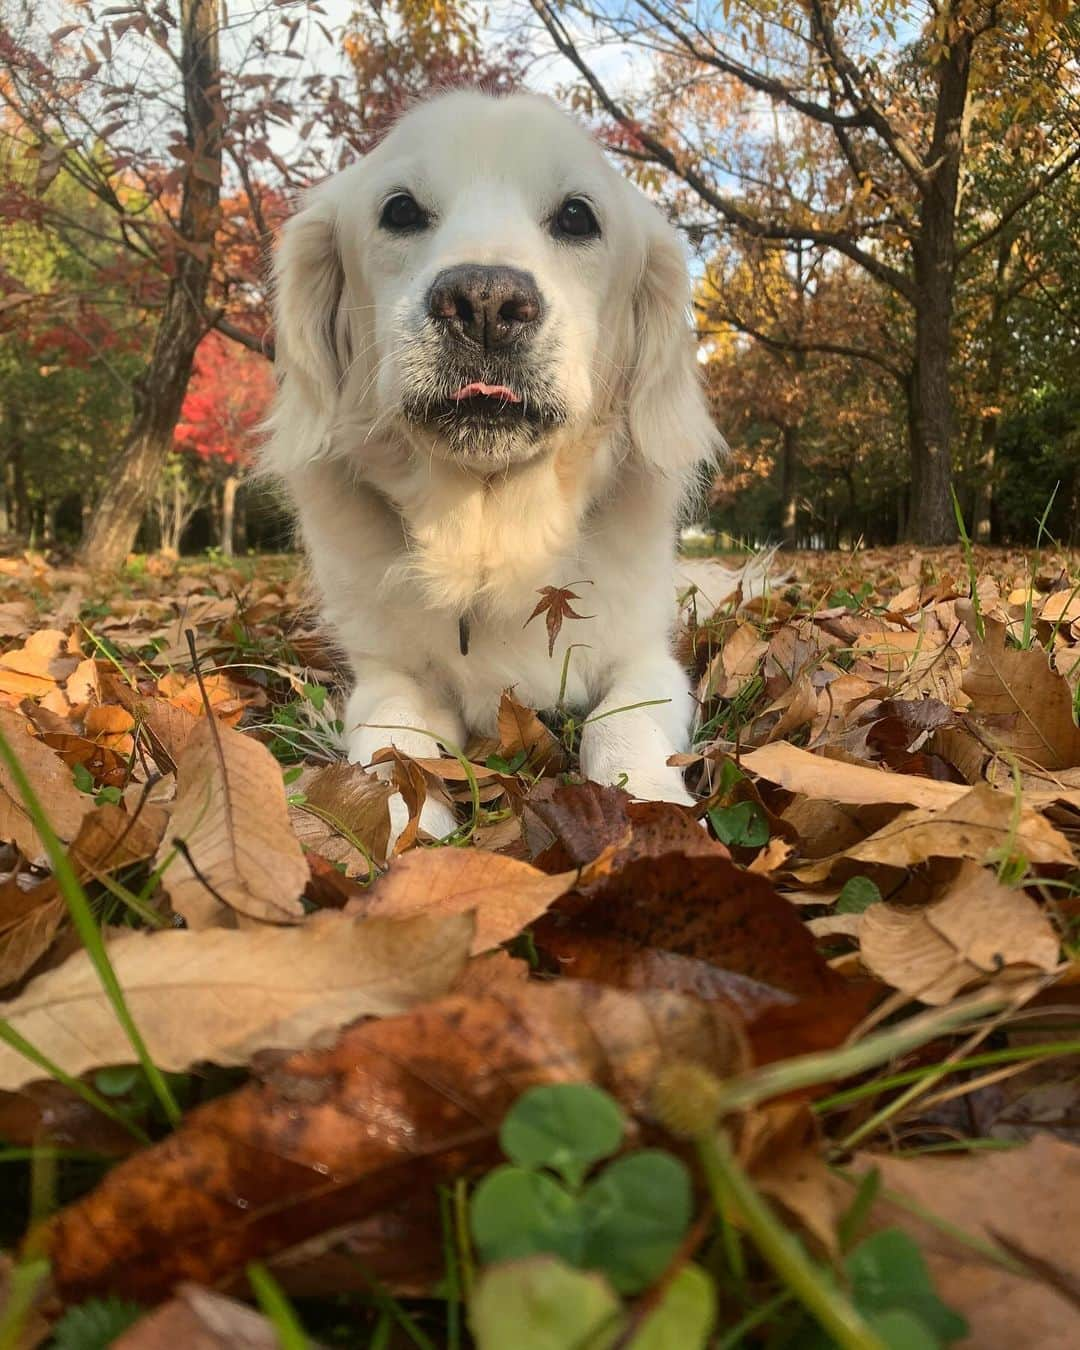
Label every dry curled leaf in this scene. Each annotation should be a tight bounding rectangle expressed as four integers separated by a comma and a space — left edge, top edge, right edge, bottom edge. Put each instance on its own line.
160, 718, 309, 926
496, 690, 566, 773
795, 784, 1074, 882
0, 910, 473, 1092
43, 980, 749, 1302
289, 762, 393, 875
960, 600, 1080, 771
857, 861, 1059, 1003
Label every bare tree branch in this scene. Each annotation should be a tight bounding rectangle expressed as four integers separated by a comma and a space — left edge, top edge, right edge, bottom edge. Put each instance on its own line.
529, 0, 915, 302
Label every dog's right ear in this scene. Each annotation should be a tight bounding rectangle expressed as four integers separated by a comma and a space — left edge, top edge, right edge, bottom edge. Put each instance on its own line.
272, 187, 348, 413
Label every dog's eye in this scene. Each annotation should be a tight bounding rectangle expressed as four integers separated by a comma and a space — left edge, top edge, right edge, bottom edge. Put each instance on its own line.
380, 192, 428, 232
553, 197, 600, 241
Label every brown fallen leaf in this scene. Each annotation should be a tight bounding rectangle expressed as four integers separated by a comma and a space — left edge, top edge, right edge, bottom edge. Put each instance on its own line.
527, 781, 725, 872
346, 848, 578, 953
0, 628, 79, 699
43, 980, 748, 1302
534, 852, 846, 1000
0, 910, 472, 1091
496, 690, 566, 773
0, 707, 90, 864
857, 861, 1059, 1003
524, 582, 593, 657
290, 762, 393, 876
1, 801, 168, 988
104, 673, 199, 772
741, 740, 968, 809
160, 718, 309, 926
714, 622, 768, 700
114, 1282, 309, 1349
742, 1100, 839, 1257
794, 785, 1074, 882
848, 1136, 1080, 1349
960, 600, 1080, 771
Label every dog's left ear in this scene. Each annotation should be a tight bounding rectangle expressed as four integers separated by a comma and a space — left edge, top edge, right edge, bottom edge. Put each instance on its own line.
627, 216, 724, 477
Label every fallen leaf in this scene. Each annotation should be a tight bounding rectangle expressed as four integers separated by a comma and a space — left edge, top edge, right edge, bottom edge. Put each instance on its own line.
524, 583, 593, 657
742, 741, 968, 809
43, 981, 748, 1302
742, 1101, 839, 1257
346, 848, 578, 953
858, 861, 1059, 1003
715, 622, 767, 699
1, 801, 168, 988
848, 1136, 1080, 1349
795, 785, 1073, 881
0, 910, 473, 1091
960, 601, 1080, 771
0, 707, 90, 863
160, 718, 309, 926
113, 1283, 305, 1349
290, 762, 392, 875
496, 691, 566, 773
0, 629, 78, 699
534, 853, 845, 1000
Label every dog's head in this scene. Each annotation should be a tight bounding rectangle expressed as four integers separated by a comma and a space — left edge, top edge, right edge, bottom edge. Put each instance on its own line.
267, 91, 720, 478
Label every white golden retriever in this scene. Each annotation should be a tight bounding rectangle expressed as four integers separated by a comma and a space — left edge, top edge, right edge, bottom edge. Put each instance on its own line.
262, 91, 722, 839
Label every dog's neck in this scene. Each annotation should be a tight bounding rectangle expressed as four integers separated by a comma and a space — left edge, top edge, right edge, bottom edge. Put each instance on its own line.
354, 422, 620, 617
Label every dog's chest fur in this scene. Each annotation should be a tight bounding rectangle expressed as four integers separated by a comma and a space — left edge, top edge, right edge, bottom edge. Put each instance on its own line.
292, 441, 680, 727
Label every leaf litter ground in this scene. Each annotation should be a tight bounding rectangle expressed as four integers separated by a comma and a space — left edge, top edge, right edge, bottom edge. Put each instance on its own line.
0, 544, 1078, 1348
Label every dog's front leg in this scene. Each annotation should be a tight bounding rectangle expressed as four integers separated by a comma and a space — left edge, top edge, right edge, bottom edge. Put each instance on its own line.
579, 656, 695, 805
344, 668, 465, 849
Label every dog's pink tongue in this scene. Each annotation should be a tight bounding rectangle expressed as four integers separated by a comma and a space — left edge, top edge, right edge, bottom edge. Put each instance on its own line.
451, 381, 522, 403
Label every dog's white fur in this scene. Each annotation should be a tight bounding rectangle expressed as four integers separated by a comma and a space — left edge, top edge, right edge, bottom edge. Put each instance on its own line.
263, 91, 722, 836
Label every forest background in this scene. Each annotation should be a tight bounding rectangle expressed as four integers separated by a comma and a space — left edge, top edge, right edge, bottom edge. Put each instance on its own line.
0, 0, 1077, 568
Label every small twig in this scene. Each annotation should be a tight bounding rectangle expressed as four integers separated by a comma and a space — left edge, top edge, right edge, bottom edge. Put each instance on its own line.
172, 837, 231, 914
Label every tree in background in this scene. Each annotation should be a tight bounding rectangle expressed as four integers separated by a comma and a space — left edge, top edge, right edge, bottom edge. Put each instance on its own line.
174, 331, 275, 556
0, 0, 522, 566
531, 0, 1080, 544
0, 0, 350, 568
0, 133, 150, 542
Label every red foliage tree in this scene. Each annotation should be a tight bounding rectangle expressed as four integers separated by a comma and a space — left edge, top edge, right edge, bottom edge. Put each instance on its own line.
175, 331, 273, 468
173, 331, 274, 555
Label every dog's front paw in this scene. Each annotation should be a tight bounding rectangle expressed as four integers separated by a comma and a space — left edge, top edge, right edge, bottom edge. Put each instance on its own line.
619, 766, 695, 807
386, 792, 459, 854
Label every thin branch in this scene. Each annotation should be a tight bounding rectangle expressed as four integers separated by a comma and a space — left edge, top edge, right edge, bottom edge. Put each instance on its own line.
698, 319, 908, 385
529, 0, 915, 302
956, 143, 1080, 262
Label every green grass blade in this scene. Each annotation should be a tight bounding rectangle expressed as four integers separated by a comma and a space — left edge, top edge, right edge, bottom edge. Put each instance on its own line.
0, 1257, 49, 1350
0, 1020, 149, 1144
246, 1261, 309, 1349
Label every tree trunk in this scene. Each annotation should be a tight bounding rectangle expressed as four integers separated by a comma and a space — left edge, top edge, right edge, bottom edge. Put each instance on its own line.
220, 474, 239, 557
77, 0, 222, 572
779, 424, 798, 550
973, 235, 1014, 542
906, 13, 973, 546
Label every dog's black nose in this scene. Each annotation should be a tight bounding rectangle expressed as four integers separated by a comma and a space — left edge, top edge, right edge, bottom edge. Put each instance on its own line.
427, 265, 542, 351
